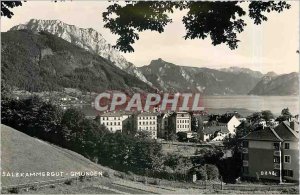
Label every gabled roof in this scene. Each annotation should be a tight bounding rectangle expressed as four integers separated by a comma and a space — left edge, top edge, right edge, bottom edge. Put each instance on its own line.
137, 112, 158, 116
100, 112, 123, 117
203, 126, 229, 134
217, 115, 237, 124
274, 121, 299, 141
242, 127, 283, 142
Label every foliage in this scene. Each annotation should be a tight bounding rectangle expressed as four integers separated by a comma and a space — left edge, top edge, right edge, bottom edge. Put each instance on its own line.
205, 164, 219, 180
261, 110, 274, 121
135, 130, 152, 140
96, 132, 162, 172
1, 96, 108, 157
162, 154, 193, 173
1, 1, 22, 18
194, 166, 207, 180
276, 108, 293, 122
103, 1, 290, 52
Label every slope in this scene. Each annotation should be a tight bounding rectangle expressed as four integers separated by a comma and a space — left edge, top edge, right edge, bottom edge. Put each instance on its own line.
1, 30, 153, 93
1, 124, 106, 186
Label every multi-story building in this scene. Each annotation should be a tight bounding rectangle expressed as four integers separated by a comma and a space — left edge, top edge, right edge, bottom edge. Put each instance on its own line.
100, 112, 123, 133
168, 112, 191, 133
241, 121, 299, 182
135, 112, 158, 139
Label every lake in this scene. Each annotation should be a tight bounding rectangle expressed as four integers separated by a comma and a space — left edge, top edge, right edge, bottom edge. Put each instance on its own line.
78, 95, 299, 117
201, 95, 299, 116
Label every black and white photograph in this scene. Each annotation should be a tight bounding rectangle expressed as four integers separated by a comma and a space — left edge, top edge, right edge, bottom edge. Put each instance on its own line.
0, 0, 299, 194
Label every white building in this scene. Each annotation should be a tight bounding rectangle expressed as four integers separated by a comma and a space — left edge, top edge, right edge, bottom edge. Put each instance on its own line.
218, 115, 241, 135
169, 112, 191, 133
135, 112, 158, 139
100, 112, 124, 133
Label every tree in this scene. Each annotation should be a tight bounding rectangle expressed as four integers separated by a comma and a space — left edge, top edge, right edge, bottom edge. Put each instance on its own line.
168, 132, 178, 142
277, 107, 293, 122
281, 107, 292, 117
103, 1, 291, 52
261, 110, 274, 122
2, 1, 291, 53
1, 1, 22, 18
135, 130, 152, 140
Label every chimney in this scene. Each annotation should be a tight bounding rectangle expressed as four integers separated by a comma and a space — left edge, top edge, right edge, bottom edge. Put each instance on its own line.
290, 120, 299, 131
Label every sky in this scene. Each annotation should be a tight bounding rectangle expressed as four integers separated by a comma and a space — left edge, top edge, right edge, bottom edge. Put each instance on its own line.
1, 1, 299, 74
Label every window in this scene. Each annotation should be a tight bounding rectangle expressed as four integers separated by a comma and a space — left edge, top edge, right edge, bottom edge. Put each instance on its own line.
273, 143, 280, 150
284, 155, 291, 163
273, 156, 280, 163
242, 141, 249, 148
242, 154, 249, 160
283, 170, 293, 177
242, 167, 249, 174
284, 143, 290, 149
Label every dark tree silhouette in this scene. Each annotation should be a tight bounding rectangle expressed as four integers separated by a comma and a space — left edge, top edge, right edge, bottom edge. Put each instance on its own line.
1, 1, 22, 18
1, 1, 291, 53
103, 1, 291, 52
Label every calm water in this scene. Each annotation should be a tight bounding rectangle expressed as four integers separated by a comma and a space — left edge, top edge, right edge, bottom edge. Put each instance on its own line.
201, 95, 299, 115
79, 95, 299, 117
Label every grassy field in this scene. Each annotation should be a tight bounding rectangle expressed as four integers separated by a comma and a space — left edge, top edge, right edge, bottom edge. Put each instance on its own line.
1, 125, 107, 186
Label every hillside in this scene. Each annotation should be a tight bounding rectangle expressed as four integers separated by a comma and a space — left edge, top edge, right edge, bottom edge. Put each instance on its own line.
138, 58, 262, 95
1, 124, 109, 186
219, 67, 263, 78
1, 30, 153, 93
10, 19, 151, 85
248, 72, 299, 95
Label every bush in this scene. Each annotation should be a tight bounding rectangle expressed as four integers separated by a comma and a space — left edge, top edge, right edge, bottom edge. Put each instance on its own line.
8, 187, 19, 194
206, 164, 219, 180
152, 179, 160, 185
103, 171, 111, 178
64, 179, 73, 185
29, 185, 38, 191
79, 175, 85, 182
195, 166, 207, 181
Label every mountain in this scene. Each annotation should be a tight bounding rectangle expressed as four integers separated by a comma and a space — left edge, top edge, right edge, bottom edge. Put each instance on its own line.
10, 19, 151, 85
248, 72, 299, 95
138, 58, 262, 95
220, 66, 264, 78
1, 30, 153, 92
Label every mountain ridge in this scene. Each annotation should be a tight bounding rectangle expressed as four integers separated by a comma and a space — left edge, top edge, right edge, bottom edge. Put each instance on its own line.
248, 72, 299, 95
10, 19, 152, 85
138, 58, 262, 95
138, 58, 298, 95
1, 30, 153, 93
